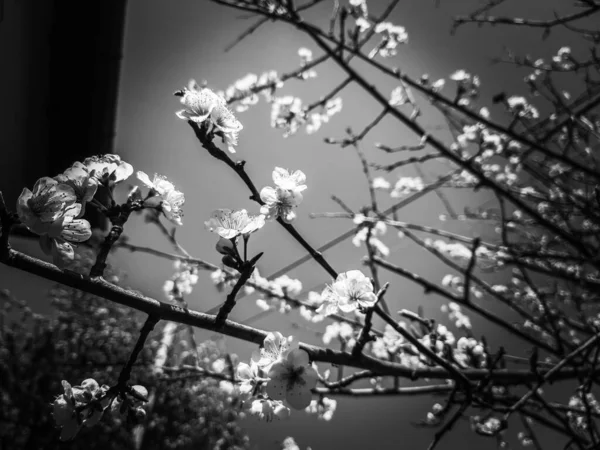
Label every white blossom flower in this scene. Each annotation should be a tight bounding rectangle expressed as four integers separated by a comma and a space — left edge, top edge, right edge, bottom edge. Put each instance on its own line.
211, 102, 244, 153
322, 321, 355, 345
53, 379, 110, 441
299, 291, 325, 323
374, 22, 408, 57
305, 397, 337, 421
266, 349, 318, 410
389, 86, 409, 106
55, 162, 99, 217
252, 332, 298, 370
298, 47, 313, 63
272, 167, 307, 193
137, 171, 185, 225
282, 437, 301, 450
83, 154, 133, 185
260, 187, 303, 222
17, 177, 78, 235
237, 360, 265, 395
324, 97, 343, 116
248, 398, 290, 421
355, 17, 371, 32
176, 80, 222, 123
317, 270, 377, 316
372, 177, 391, 190
163, 260, 199, 301
390, 176, 424, 197
507, 96, 539, 119
205, 209, 265, 239
271, 96, 305, 137
38, 203, 92, 267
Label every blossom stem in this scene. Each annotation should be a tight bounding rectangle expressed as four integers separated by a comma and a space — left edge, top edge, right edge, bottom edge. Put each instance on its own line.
90, 202, 140, 277
118, 314, 161, 388
189, 120, 340, 279
215, 252, 263, 327
352, 283, 389, 358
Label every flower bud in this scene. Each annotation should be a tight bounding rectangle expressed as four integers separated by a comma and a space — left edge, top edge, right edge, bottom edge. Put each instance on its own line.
216, 237, 235, 256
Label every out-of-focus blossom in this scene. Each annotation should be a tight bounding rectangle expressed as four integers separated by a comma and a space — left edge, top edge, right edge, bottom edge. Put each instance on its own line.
374, 22, 408, 57
272, 167, 307, 194
266, 349, 318, 409
248, 398, 290, 421
322, 321, 355, 346
305, 397, 337, 421
390, 177, 424, 197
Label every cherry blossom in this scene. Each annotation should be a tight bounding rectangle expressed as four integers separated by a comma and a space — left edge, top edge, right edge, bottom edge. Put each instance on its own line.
266, 348, 318, 410
374, 22, 408, 57
17, 177, 78, 235
38, 203, 92, 267
175, 80, 222, 123
137, 171, 185, 225
83, 154, 133, 186
272, 167, 307, 193
252, 332, 297, 370
248, 398, 290, 422
317, 270, 378, 316
260, 186, 303, 222
53, 379, 110, 441
204, 209, 266, 239
236, 360, 266, 395
54, 162, 99, 217
305, 397, 337, 421
211, 102, 244, 153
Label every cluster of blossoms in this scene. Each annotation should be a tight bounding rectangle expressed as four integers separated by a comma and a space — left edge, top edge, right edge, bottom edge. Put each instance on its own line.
17, 155, 130, 267
175, 79, 243, 153
506, 95, 540, 120
352, 214, 390, 256
260, 167, 307, 223
224, 70, 284, 111
52, 378, 148, 441
566, 391, 600, 437
297, 48, 317, 80
322, 321, 356, 348
449, 70, 480, 107
17, 153, 186, 269
163, 260, 199, 302
390, 176, 424, 197
440, 301, 473, 331
236, 332, 318, 417
256, 274, 303, 313
454, 337, 487, 368
305, 397, 337, 421
271, 96, 305, 137
304, 97, 343, 135
316, 270, 378, 316
373, 22, 409, 58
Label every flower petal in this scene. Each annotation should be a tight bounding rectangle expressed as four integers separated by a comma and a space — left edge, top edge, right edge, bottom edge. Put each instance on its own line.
265, 375, 287, 401
286, 384, 312, 410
